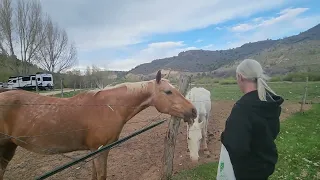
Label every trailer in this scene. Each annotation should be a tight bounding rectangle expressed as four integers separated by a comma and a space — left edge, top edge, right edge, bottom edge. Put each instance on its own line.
7, 73, 54, 90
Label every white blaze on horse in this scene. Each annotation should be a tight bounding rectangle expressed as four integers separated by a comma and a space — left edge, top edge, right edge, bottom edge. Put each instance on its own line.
0, 70, 197, 180
185, 87, 212, 162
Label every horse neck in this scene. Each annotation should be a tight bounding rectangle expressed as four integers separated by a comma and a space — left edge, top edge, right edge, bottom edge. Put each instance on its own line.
98, 81, 154, 123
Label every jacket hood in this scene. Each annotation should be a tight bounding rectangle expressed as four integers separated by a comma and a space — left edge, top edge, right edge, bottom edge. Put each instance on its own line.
237, 90, 284, 119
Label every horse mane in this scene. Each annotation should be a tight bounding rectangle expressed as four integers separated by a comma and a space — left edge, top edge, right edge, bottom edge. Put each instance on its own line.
88, 80, 153, 96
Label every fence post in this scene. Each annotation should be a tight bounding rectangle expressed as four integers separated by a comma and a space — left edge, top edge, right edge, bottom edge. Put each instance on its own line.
60, 78, 64, 98
161, 74, 191, 180
35, 77, 39, 94
74, 82, 76, 92
300, 76, 309, 112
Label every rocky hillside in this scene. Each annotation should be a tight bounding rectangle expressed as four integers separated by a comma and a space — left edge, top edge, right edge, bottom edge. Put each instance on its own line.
129, 24, 320, 77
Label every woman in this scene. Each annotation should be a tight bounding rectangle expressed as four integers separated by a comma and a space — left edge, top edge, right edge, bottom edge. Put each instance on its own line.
219, 59, 284, 180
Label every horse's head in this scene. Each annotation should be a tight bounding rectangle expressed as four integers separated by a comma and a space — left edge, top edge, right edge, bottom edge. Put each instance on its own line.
151, 70, 197, 121
187, 120, 204, 162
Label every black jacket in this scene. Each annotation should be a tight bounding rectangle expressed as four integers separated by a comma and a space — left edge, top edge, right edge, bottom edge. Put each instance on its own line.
221, 90, 284, 180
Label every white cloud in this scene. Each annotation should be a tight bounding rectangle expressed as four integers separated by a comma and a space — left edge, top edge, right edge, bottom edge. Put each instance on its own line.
231, 8, 309, 32
106, 41, 198, 71
195, 39, 204, 43
103, 42, 218, 71
40, 0, 290, 51
201, 44, 215, 50
222, 8, 320, 49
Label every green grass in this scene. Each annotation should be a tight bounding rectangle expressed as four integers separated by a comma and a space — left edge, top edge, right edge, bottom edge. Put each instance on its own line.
174, 104, 320, 180
270, 104, 320, 180
197, 81, 320, 102
172, 162, 218, 180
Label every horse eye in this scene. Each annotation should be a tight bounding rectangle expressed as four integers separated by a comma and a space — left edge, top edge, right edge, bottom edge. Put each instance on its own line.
164, 90, 172, 95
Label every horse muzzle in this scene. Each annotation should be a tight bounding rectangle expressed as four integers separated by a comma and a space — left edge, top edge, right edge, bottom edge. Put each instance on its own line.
183, 107, 197, 124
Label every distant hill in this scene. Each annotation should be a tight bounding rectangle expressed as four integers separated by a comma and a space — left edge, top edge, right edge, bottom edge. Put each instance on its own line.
0, 55, 44, 82
129, 24, 320, 78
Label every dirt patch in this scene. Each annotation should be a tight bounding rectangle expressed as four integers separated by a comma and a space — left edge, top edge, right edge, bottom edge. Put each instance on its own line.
280, 101, 312, 121
4, 101, 305, 180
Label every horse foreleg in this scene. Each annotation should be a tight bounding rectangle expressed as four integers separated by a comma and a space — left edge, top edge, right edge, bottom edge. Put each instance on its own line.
92, 150, 109, 180
0, 142, 17, 180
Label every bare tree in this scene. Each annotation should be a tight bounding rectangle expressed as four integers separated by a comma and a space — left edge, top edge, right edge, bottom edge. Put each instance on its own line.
16, 0, 45, 75
0, 0, 19, 73
36, 16, 77, 73
91, 65, 104, 89
0, 0, 15, 56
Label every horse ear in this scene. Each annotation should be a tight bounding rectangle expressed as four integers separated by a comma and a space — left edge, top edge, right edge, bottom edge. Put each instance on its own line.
156, 70, 161, 84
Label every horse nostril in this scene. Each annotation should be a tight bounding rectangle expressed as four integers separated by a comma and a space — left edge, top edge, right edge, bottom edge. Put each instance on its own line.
192, 108, 197, 117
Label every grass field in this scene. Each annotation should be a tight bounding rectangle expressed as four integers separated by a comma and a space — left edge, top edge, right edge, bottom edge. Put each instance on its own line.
197, 81, 320, 102
173, 104, 320, 180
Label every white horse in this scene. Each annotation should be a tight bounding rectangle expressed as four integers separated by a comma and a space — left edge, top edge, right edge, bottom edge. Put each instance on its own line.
185, 87, 212, 162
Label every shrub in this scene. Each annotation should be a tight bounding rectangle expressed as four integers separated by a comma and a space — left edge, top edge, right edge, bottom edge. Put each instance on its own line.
270, 76, 282, 82
219, 77, 237, 85
283, 72, 320, 82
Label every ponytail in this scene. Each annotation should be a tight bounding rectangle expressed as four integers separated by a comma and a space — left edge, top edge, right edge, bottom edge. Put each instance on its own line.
257, 77, 267, 101
256, 74, 277, 101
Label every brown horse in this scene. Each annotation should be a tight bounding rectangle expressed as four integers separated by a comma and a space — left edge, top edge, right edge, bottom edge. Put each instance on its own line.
0, 70, 197, 180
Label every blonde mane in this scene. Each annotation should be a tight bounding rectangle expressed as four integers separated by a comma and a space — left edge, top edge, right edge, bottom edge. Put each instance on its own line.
89, 80, 153, 96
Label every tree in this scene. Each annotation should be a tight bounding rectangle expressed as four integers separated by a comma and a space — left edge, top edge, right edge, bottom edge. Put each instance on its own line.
16, 0, 45, 75
0, 0, 15, 56
84, 66, 92, 88
0, 0, 19, 74
36, 16, 77, 73
64, 69, 82, 88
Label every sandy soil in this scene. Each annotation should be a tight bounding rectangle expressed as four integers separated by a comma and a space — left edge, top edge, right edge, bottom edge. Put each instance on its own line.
4, 100, 310, 180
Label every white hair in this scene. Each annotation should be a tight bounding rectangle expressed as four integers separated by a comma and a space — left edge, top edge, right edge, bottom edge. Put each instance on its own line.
236, 59, 277, 101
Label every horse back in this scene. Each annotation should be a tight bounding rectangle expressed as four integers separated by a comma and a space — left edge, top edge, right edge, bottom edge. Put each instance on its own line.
0, 88, 19, 93
186, 87, 211, 115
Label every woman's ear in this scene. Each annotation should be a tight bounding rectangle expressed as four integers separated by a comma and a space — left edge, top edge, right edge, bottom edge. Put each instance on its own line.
237, 73, 243, 82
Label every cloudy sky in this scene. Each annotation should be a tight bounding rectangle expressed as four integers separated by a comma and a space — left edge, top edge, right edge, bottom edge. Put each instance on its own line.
39, 0, 320, 71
